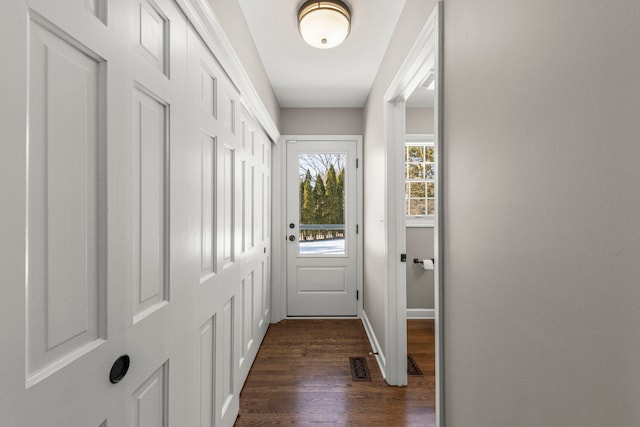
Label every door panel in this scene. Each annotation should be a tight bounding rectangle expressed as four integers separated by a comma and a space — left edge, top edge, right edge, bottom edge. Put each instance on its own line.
134, 0, 169, 76
132, 86, 169, 323
221, 144, 235, 267
27, 16, 106, 381
201, 132, 216, 278
132, 362, 169, 427
297, 267, 347, 291
286, 140, 359, 316
219, 297, 235, 419
198, 316, 215, 427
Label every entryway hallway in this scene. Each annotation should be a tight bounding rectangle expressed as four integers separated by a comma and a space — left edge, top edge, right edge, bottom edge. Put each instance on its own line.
234, 319, 435, 426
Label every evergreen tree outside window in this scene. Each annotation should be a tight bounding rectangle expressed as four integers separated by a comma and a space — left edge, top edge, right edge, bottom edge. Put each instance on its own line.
324, 165, 339, 224
301, 169, 315, 226
297, 153, 347, 254
313, 174, 326, 223
336, 167, 345, 224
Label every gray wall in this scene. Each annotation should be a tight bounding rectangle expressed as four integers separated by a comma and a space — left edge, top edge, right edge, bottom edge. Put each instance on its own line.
406, 107, 434, 134
406, 107, 435, 310
406, 227, 434, 309
444, 0, 640, 425
206, 0, 280, 128
362, 0, 437, 355
280, 108, 364, 135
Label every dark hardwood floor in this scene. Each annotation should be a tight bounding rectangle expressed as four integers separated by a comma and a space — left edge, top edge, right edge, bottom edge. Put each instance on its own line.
235, 319, 435, 426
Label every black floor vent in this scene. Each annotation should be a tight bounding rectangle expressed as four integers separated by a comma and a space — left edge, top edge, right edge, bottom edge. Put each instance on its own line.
349, 357, 371, 381
407, 354, 423, 376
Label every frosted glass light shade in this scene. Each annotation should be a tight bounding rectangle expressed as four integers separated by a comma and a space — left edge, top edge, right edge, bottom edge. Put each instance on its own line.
298, 1, 351, 49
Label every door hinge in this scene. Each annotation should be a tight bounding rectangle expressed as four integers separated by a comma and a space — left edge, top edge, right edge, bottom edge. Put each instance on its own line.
356, 290, 359, 300
356, 224, 359, 234
356, 158, 359, 168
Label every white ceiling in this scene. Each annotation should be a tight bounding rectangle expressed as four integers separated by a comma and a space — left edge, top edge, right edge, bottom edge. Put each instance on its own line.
238, 0, 407, 108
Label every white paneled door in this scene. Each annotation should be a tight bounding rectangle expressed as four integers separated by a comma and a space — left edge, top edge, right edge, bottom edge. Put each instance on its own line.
0, 0, 189, 425
0, 1, 271, 426
183, 28, 271, 427
286, 139, 360, 316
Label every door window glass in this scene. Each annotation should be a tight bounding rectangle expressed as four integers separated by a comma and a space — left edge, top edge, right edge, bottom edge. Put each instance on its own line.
298, 153, 346, 255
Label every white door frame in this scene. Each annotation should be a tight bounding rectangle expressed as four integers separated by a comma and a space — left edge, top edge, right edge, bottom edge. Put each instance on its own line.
272, 135, 363, 321
383, 2, 444, 424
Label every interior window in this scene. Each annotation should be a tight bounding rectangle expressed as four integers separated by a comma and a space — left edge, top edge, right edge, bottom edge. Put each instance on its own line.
405, 136, 435, 222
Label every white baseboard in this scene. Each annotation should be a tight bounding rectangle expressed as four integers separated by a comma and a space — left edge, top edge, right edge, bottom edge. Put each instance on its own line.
361, 310, 386, 380
406, 308, 435, 319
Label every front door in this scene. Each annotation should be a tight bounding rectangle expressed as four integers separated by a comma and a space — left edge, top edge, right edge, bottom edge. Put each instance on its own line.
286, 139, 359, 316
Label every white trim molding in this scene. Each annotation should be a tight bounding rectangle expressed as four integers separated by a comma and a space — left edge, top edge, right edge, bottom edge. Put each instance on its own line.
271, 137, 287, 322
175, 0, 280, 143
406, 222, 435, 228
361, 311, 386, 380
406, 308, 435, 319
406, 134, 434, 143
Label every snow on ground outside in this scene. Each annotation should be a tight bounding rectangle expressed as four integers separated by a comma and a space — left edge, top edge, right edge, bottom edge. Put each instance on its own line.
299, 239, 345, 255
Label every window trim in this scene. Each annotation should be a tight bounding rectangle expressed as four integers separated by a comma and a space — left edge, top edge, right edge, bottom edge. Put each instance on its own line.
405, 134, 435, 227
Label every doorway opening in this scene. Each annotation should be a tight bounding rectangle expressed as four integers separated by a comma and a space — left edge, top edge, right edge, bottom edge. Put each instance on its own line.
272, 135, 363, 319
383, 2, 443, 425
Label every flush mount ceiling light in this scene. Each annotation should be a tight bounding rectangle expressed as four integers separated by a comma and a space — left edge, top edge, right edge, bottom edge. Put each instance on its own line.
298, 0, 351, 49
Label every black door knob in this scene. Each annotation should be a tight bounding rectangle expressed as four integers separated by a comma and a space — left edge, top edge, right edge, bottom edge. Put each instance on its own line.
289, 235, 296, 241
289, 223, 295, 229
109, 355, 130, 384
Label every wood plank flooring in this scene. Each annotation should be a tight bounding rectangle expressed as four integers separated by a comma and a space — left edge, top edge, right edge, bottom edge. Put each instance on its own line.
234, 319, 435, 426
